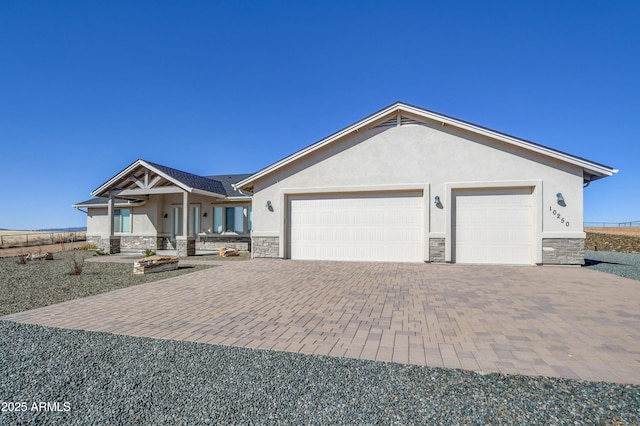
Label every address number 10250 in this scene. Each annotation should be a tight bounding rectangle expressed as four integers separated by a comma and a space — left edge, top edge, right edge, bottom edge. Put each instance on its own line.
549, 206, 570, 227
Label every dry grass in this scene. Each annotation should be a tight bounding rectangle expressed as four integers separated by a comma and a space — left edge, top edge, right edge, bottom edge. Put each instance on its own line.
585, 227, 640, 236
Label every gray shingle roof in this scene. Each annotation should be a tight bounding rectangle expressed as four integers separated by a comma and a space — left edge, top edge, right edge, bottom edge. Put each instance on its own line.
204, 174, 253, 197
144, 160, 228, 195
76, 164, 252, 207
73, 197, 144, 207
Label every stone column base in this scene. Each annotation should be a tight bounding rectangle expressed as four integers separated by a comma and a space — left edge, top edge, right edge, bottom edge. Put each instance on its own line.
542, 238, 584, 265
176, 236, 196, 257
429, 238, 445, 263
252, 236, 279, 258
98, 236, 121, 254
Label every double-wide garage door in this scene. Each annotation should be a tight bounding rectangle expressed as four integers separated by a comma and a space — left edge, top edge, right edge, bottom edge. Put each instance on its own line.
453, 187, 534, 265
289, 192, 424, 262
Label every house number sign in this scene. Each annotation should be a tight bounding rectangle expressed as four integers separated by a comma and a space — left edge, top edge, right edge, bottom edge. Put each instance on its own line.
549, 206, 570, 227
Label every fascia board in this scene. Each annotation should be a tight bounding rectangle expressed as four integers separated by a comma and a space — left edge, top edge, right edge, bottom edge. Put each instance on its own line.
91, 159, 197, 197
399, 104, 618, 178
138, 160, 193, 192
191, 188, 226, 198
236, 102, 617, 189
91, 159, 145, 196
235, 103, 403, 189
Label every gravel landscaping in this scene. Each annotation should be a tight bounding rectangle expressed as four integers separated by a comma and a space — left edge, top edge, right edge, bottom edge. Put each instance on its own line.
584, 250, 640, 281
1, 321, 638, 425
2, 249, 639, 423
0, 251, 214, 316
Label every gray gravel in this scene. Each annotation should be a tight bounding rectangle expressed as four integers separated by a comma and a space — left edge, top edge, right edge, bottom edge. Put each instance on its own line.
584, 250, 640, 281
1, 321, 638, 425
0, 251, 213, 316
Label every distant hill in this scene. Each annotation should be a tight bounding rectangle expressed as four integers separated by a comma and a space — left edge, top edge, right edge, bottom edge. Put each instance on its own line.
37, 227, 87, 232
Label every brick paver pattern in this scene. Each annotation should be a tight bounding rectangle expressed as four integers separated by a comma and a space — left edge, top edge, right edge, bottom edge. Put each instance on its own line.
3, 259, 639, 384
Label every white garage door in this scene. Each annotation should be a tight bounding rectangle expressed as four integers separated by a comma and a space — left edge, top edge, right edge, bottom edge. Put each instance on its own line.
289, 192, 424, 262
453, 188, 533, 265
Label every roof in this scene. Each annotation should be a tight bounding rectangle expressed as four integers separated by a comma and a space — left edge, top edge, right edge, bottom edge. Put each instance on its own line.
235, 102, 618, 191
205, 174, 253, 197
72, 197, 146, 208
143, 160, 228, 195
77, 160, 253, 207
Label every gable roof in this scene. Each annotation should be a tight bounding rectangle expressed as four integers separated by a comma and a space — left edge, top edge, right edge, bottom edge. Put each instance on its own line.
234, 102, 617, 191
92, 159, 229, 198
83, 159, 252, 208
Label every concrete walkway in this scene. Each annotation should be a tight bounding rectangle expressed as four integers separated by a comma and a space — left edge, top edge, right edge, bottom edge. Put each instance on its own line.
3, 259, 640, 385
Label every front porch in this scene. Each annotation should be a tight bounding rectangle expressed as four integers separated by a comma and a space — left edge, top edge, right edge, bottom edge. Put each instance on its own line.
77, 160, 253, 257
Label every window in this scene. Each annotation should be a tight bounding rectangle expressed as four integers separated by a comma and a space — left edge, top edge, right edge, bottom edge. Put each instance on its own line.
191, 205, 200, 237
114, 209, 131, 233
213, 207, 223, 234
212, 205, 249, 234
173, 207, 182, 236
248, 206, 252, 232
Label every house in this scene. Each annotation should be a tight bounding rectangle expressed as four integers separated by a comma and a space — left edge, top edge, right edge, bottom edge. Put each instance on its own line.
75, 102, 617, 264
74, 160, 253, 256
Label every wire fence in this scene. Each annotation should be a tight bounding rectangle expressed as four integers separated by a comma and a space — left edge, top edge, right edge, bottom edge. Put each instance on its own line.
0, 231, 87, 250
584, 221, 640, 227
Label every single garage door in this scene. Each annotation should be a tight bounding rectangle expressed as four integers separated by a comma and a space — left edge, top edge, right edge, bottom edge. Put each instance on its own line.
453, 187, 533, 265
289, 192, 424, 262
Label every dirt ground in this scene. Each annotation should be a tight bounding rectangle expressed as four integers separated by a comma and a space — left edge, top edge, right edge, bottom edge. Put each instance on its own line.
585, 227, 640, 236
0, 242, 87, 258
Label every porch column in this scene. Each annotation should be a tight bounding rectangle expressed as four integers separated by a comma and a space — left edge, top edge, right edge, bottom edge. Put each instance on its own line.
182, 191, 189, 237
102, 191, 120, 254
176, 191, 195, 256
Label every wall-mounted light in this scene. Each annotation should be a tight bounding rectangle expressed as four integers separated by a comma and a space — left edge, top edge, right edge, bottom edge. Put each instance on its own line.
556, 193, 565, 206
266, 200, 272, 209
163, 213, 168, 218
434, 196, 441, 205
203, 212, 208, 217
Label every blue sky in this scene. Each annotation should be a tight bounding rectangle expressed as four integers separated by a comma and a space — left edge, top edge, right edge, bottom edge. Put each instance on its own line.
0, 1, 638, 229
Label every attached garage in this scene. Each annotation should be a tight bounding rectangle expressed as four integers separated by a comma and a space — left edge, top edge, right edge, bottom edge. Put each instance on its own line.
288, 191, 424, 262
452, 187, 534, 265
236, 102, 617, 266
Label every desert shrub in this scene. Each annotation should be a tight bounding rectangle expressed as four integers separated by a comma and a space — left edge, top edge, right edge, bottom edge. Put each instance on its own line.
69, 257, 84, 275
144, 249, 156, 257
15, 255, 27, 265
82, 243, 98, 250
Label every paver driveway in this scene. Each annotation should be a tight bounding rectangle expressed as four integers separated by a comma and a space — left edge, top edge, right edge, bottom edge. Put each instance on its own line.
4, 259, 640, 384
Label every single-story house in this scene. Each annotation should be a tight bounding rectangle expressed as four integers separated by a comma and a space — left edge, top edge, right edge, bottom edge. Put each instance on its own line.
75, 102, 617, 265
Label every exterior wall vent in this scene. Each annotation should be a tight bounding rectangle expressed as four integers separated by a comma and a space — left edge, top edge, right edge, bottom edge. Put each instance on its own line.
373, 117, 397, 129
373, 115, 424, 129
400, 116, 423, 126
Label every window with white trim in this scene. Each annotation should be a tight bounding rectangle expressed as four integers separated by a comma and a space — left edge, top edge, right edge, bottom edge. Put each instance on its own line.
114, 209, 131, 233
212, 205, 250, 234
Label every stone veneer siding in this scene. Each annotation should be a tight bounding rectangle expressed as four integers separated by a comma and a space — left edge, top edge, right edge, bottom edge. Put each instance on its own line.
200, 236, 251, 251
88, 236, 121, 254
542, 238, 584, 265
120, 236, 161, 251
252, 236, 279, 258
176, 237, 196, 257
429, 238, 445, 263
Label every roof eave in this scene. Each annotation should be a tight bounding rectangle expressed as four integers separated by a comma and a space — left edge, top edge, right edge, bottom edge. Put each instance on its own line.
235, 102, 618, 189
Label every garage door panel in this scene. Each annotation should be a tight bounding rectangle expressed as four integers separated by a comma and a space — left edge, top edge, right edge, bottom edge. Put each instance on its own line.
454, 188, 533, 265
289, 192, 423, 262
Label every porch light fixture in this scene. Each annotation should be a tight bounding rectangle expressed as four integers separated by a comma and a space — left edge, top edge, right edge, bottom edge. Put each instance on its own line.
265, 200, 272, 209
556, 193, 565, 205
434, 196, 441, 205
203, 212, 208, 217
163, 213, 168, 218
